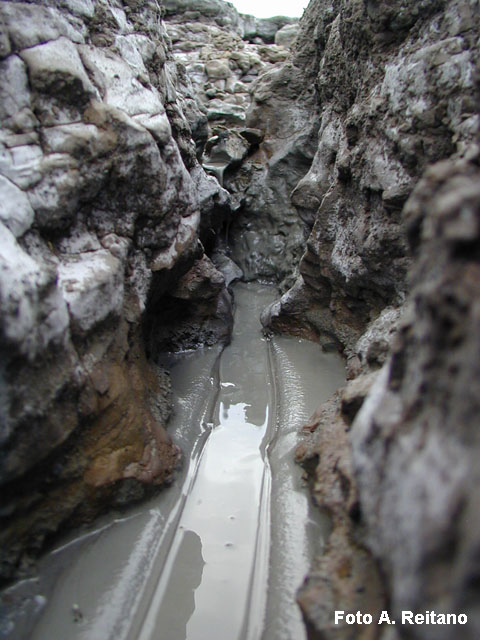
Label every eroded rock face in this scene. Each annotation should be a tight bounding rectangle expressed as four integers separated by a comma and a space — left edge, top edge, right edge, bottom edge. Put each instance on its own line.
162, 1, 307, 290
2, 6, 479, 640
164, 1, 294, 132
262, 0, 479, 352
263, 2, 480, 638
296, 148, 480, 640
351, 151, 480, 640
296, 390, 388, 640
145, 253, 234, 353
163, 0, 297, 44
225, 58, 319, 290
293, 307, 402, 639
0, 0, 232, 582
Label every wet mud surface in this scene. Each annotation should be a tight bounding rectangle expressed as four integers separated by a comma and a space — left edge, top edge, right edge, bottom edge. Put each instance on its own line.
1, 283, 345, 640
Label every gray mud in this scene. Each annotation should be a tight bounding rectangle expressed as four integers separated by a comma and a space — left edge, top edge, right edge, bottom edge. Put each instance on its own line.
1, 283, 345, 640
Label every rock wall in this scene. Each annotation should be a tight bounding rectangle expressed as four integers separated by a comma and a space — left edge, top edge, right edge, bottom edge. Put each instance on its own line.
1, 3, 480, 640
295, 388, 388, 640
273, 2, 480, 639
261, 0, 479, 352
163, 0, 297, 44
0, 0, 233, 582
351, 150, 480, 640
225, 56, 318, 290
301, 148, 479, 640
162, 0, 305, 290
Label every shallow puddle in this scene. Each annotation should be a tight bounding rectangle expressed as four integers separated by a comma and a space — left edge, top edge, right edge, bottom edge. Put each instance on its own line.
0, 282, 345, 640
136, 283, 277, 640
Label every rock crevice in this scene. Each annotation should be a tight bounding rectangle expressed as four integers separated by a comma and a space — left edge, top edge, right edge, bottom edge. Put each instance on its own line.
1, 3, 480, 640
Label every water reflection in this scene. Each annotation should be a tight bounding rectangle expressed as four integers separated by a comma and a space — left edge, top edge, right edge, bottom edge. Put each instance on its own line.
11, 283, 345, 640
153, 530, 205, 640
137, 283, 277, 640
219, 400, 268, 429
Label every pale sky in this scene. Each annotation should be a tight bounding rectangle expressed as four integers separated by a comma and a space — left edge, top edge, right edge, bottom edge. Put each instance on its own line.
228, 0, 309, 18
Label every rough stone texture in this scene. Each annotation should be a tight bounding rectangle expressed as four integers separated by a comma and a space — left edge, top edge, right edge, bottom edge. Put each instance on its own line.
261, 3, 480, 638
224, 57, 319, 290
346, 306, 403, 379
163, 0, 297, 44
1, 6, 479, 640
296, 148, 480, 639
163, 1, 306, 290
296, 390, 389, 640
163, 3, 294, 133
262, 0, 479, 352
274, 23, 299, 49
0, 0, 303, 579
351, 150, 480, 640
0, 0, 232, 582
146, 254, 234, 353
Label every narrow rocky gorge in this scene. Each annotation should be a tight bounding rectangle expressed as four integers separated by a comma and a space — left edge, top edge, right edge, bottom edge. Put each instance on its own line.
0, 282, 345, 640
0, 1, 479, 639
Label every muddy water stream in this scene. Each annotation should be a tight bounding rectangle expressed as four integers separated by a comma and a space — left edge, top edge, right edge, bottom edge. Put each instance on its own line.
2, 282, 345, 640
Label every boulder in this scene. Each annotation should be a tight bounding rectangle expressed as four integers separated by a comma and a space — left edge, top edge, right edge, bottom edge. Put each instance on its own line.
241, 15, 299, 44
205, 58, 231, 79
274, 23, 299, 48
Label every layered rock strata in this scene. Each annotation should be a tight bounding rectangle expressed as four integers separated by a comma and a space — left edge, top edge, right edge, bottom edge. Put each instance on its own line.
0, 0, 232, 582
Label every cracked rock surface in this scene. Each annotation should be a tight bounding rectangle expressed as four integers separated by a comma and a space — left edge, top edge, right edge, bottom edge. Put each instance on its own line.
261, 0, 479, 352
1, 3, 480, 640
351, 151, 480, 640
0, 0, 233, 582
162, 0, 303, 287
257, 2, 480, 639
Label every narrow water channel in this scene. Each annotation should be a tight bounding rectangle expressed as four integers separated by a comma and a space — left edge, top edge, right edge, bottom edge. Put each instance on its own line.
135, 283, 278, 640
1, 283, 345, 640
